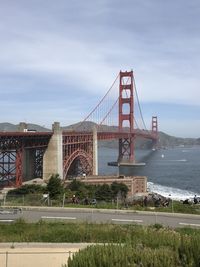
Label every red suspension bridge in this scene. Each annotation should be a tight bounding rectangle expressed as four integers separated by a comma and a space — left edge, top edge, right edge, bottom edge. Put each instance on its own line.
0, 70, 158, 188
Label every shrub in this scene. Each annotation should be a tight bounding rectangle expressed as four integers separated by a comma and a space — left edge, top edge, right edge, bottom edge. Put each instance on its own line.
46, 174, 64, 199
67, 244, 180, 267
7, 184, 45, 195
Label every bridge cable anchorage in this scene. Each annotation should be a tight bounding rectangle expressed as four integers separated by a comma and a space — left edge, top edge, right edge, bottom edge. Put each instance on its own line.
133, 76, 148, 132
78, 73, 120, 128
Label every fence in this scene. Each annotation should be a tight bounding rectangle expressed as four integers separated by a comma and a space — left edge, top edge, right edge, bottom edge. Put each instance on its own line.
0, 194, 64, 207
0, 250, 73, 267
0, 194, 123, 209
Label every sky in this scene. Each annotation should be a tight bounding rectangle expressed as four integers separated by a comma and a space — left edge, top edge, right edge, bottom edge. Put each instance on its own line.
0, 0, 200, 137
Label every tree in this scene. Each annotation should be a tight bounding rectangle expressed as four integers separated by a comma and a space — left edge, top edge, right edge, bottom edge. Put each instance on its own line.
67, 179, 83, 191
111, 182, 128, 200
46, 174, 64, 199
95, 184, 112, 201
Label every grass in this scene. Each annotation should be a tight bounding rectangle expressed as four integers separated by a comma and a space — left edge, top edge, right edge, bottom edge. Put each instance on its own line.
0, 219, 199, 243
63, 201, 200, 215
0, 220, 199, 266
128, 201, 200, 214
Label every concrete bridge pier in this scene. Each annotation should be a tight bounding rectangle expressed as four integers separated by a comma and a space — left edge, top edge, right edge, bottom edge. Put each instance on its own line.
18, 122, 28, 132
43, 122, 63, 181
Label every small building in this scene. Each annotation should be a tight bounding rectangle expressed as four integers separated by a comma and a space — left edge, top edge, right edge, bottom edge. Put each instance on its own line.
65, 175, 147, 197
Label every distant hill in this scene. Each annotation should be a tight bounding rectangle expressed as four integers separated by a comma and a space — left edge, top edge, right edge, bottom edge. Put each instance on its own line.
0, 121, 198, 148
0, 123, 17, 132
158, 131, 198, 147
0, 122, 50, 132
62, 121, 119, 132
196, 138, 200, 145
63, 121, 198, 148
62, 121, 98, 131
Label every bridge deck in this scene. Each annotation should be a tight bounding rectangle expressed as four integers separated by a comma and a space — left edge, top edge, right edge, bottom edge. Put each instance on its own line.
0, 132, 52, 149
62, 130, 157, 141
0, 132, 52, 137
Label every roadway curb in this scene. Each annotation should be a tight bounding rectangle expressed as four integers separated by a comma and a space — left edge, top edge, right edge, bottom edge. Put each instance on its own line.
0, 242, 93, 248
3, 205, 200, 219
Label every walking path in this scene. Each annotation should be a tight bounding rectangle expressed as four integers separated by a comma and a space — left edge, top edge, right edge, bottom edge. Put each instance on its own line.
0, 243, 91, 267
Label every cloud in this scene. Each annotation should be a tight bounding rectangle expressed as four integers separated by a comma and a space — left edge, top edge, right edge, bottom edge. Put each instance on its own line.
0, 0, 200, 136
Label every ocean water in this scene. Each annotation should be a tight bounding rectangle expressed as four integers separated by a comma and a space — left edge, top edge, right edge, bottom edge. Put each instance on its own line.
98, 146, 200, 200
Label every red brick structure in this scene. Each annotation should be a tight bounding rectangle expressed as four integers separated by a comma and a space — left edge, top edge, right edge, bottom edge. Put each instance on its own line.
65, 175, 147, 197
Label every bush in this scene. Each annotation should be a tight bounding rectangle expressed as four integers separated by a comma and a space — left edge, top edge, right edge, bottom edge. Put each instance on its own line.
95, 184, 113, 201
66, 180, 129, 203
46, 174, 64, 199
67, 244, 180, 267
7, 184, 45, 195
67, 180, 83, 191
111, 181, 128, 199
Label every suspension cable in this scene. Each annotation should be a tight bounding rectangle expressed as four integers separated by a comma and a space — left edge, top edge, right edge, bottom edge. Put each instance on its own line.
83, 73, 119, 122
99, 97, 119, 126
133, 76, 148, 131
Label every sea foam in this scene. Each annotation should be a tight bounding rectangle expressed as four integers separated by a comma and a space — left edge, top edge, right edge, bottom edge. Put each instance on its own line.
147, 182, 198, 201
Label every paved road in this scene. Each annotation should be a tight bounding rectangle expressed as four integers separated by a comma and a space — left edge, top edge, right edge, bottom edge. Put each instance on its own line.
0, 208, 22, 223
0, 207, 200, 228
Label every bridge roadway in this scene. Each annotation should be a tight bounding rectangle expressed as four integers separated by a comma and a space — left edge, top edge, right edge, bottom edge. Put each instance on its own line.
0, 131, 52, 149
0, 128, 157, 142
0, 207, 200, 228
63, 129, 158, 141
98, 129, 158, 140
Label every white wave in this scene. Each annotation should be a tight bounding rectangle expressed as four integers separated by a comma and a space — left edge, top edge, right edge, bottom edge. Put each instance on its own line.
168, 159, 187, 162
154, 159, 188, 164
157, 159, 187, 162
147, 182, 198, 200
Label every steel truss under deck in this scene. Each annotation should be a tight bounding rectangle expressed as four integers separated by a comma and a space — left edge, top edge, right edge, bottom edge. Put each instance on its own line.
63, 132, 93, 178
0, 132, 51, 187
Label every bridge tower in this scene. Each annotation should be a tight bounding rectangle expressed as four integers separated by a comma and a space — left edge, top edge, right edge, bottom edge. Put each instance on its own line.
118, 70, 135, 163
151, 116, 159, 148
152, 116, 158, 134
